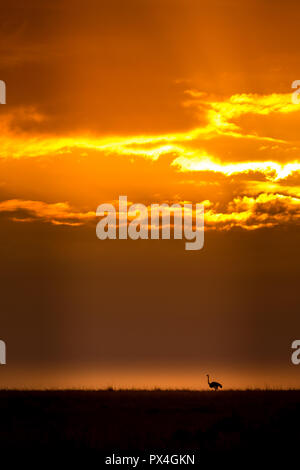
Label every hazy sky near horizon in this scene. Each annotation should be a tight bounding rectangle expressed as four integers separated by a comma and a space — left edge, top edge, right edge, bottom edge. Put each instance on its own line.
0, 0, 299, 388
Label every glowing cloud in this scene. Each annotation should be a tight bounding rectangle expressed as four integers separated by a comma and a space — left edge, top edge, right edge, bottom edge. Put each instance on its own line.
172, 156, 300, 182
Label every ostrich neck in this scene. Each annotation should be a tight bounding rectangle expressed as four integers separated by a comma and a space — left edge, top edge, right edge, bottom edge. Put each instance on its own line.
207, 376, 210, 384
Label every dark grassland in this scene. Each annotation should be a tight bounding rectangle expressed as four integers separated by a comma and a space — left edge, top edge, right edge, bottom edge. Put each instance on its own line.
0, 390, 299, 461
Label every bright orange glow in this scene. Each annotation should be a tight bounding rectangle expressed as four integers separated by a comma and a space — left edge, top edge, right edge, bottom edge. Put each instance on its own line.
1, 0, 300, 390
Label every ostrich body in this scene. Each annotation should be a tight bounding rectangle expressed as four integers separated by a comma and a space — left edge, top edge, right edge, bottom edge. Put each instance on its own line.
206, 374, 222, 391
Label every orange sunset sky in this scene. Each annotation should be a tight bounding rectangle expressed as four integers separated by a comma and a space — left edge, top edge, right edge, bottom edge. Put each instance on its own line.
0, 0, 300, 389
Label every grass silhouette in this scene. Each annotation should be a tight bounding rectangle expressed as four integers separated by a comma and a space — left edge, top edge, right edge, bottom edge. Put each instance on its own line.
0, 389, 299, 460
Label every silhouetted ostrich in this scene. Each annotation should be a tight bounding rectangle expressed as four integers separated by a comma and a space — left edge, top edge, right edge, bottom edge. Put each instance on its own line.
206, 374, 222, 390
